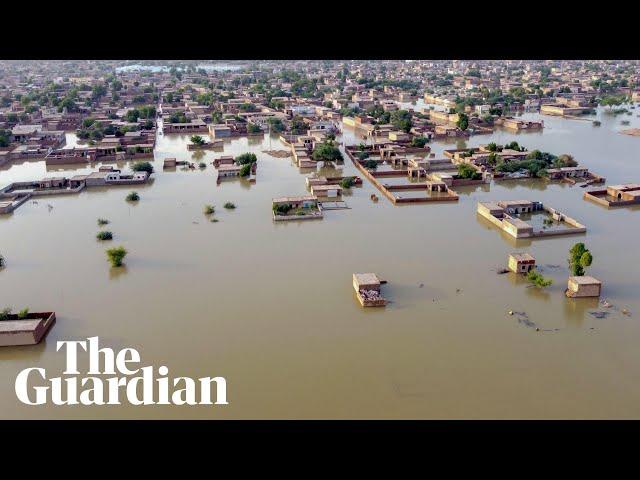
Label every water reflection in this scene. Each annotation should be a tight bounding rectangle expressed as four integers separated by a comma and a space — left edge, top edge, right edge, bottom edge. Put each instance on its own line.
563, 297, 600, 327
108, 265, 129, 280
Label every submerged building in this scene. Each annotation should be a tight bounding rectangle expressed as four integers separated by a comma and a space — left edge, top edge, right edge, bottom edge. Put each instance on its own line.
477, 200, 586, 239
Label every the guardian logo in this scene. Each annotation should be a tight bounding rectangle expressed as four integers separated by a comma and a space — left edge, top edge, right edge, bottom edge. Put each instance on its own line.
15, 337, 228, 406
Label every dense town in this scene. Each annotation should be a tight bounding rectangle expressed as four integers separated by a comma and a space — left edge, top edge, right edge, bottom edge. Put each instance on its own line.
0, 59, 638, 345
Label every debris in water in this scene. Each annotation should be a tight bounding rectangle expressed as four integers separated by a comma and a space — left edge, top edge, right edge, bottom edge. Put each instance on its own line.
456, 288, 462, 294
418, 283, 424, 288
545, 264, 561, 269
601, 299, 612, 308
589, 311, 609, 319
519, 318, 536, 328
509, 310, 539, 330
262, 149, 292, 158
497, 268, 509, 274
622, 309, 632, 317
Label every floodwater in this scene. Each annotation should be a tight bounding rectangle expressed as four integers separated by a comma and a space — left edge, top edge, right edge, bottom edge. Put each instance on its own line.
1, 106, 640, 419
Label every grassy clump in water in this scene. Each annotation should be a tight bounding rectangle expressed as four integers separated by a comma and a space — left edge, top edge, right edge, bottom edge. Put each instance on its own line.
96, 231, 113, 241
106, 246, 127, 267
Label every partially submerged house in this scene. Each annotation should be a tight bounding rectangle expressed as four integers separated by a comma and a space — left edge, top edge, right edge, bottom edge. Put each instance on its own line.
566, 276, 602, 298
310, 184, 342, 198
272, 195, 322, 221
477, 200, 586, 239
508, 253, 536, 274
583, 183, 640, 207
0, 311, 56, 347
352, 273, 387, 307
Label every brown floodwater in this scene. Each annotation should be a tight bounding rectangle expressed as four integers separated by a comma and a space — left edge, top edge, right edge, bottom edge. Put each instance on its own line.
1, 107, 639, 419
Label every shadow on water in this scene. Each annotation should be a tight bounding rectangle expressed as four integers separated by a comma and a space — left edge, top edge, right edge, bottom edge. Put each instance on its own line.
494, 178, 551, 192
191, 150, 206, 161
563, 296, 600, 327
0, 336, 48, 362
455, 183, 491, 196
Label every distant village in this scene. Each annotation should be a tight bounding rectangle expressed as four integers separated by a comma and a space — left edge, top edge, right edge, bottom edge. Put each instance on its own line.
1, 59, 639, 344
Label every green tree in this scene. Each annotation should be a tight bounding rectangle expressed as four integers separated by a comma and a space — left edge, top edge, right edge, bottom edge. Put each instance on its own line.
600, 95, 625, 109
290, 116, 307, 135
239, 164, 252, 176
364, 159, 378, 169
125, 109, 140, 122
312, 142, 343, 162
505, 141, 524, 152
247, 123, 262, 134
131, 161, 154, 174
235, 153, 257, 165
457, 163, 481, 180
340, 177, 355, 189
390, 110, 413, 133
190, 135, 205, 145
457, 113, 469, 131
568, 243, 593, 276
553, 154, 577, 168
411, 136, 429, 148
267, 118, 284, 132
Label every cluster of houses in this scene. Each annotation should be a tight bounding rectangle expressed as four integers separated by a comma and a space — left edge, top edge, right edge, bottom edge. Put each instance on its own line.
344, 144, 463, 205
0, 166, 150, 214
2, 59, 639, 336
507, 252, 602, 299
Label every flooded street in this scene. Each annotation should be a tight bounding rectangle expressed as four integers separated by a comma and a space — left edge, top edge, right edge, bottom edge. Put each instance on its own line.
1, 107, 639, 419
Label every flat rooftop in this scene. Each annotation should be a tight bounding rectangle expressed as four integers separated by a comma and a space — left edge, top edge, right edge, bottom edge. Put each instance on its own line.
569, 275, 601, 285
510, 253, 535, 262
273, 195, 317, 203
0, 319, 41, 333
353, 273, 380, 286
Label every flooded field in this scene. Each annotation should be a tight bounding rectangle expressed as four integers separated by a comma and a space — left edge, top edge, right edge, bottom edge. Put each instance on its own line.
1, 107, 640, 419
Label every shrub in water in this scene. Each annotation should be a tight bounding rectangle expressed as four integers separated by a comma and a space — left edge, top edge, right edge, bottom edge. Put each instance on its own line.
96, 231, 113, 241
527, 270, 553, 288
131, 161, 154, 174
106, 246, 127, 267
